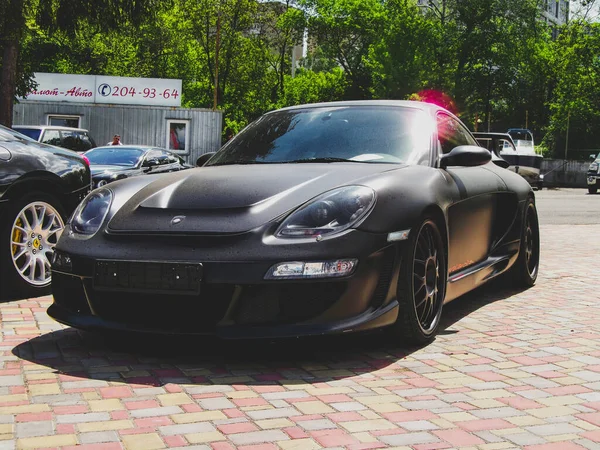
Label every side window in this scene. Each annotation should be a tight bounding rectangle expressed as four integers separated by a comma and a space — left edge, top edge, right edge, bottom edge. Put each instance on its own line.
61, 131, 82, 152
437, 114, 476, 154
41, 130, 61, 146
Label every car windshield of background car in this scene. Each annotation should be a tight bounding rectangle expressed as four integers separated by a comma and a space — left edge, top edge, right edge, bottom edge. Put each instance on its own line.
0, 127, 37, 143
85, 148, 145, 166
10, 128, 41, 141
206, 106, 433, 166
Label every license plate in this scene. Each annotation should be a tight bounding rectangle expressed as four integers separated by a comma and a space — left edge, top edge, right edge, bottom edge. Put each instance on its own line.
93, 260, 202, 295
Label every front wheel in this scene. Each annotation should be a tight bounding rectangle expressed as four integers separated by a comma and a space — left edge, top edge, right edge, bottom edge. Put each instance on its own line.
390, 218, 447, 346
0, 192, 66, 298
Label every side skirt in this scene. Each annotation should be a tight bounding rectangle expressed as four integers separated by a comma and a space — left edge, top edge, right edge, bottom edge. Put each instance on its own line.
444, 243, 519, 303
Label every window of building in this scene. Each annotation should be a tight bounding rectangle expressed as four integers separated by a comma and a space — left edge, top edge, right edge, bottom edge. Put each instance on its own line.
166, 120, 190, 154
47, 115, 81, 128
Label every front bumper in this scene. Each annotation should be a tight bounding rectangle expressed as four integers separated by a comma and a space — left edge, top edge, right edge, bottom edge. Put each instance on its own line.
49, 229, 401, 338
587, 174, 599, 186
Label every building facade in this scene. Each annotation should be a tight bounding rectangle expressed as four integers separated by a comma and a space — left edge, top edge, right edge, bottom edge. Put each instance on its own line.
13, 73, 223, 165
417, 0, 570, 28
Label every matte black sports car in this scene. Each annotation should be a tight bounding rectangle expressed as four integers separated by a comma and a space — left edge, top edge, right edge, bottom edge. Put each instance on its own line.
0, 125, 91, 298
84, 145, 191, 188
49, 101, 540, 344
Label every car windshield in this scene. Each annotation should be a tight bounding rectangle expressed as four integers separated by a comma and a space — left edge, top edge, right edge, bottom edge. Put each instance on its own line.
84, 147, 145, 166
13, 128, 41, 140
206, 106, 432, 166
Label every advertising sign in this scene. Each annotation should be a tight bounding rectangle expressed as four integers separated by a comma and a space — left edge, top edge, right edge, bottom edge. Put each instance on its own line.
95, 75, 182, 107
23, 73, 95, 103
22, 73, 182, 107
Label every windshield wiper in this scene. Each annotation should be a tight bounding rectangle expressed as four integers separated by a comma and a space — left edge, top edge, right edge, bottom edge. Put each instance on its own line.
284, 157, 358, 163
207, 161, 275, 166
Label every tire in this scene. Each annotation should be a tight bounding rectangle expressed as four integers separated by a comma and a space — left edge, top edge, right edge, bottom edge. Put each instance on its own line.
390, 218, 447, 346
511, 197, 540, 288
589, 186, 597, 194
0, 192, 66, 299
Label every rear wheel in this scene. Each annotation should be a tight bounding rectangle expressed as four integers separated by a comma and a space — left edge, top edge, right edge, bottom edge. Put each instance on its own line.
511, 198, 540, 287
589, 186, 597, 194
0, 192, 66, 298
390, 218, 447, 346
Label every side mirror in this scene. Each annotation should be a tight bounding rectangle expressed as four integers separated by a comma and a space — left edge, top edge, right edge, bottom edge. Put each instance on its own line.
196, 152, 216, 167
440, 145, 492, 169
143, 158, 159, 172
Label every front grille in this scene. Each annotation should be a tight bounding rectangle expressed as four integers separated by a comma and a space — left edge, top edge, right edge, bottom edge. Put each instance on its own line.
233, 282, 346, 325
85, 280, 234, 332
369, 247, 397, 309
52, 273, 91, 314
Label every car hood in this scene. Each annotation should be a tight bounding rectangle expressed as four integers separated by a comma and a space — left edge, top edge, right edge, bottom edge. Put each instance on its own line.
106, 163, 403, 234
90, 165, 134, 176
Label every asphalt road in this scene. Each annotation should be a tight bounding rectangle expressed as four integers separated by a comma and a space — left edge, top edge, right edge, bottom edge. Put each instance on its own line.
535, 187, 600, 225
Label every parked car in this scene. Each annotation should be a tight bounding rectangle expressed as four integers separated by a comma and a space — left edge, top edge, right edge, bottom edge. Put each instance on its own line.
473, 131, 544, 189
49, 100, 539, 344
83, 145, 192, 188
588, 152, 600, 194
12, 125, 97, 153
0, 125, 91, 298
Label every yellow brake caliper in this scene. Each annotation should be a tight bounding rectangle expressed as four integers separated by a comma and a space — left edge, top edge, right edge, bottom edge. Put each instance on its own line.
11, 218, 23, 256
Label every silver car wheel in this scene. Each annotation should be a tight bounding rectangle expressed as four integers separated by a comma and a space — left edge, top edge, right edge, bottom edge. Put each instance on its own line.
10, 201, 65, 286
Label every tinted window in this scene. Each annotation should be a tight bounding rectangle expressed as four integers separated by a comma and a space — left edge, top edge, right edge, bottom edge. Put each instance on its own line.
41, 130, 62, 146
62, 130, 95, 152
13, 128, 41, 141
437, 114, 476, 154
85, 147, 145, 166
207, 106, 433, 166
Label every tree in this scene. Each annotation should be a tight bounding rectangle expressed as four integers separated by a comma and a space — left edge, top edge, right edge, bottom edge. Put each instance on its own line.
300, 0, 386, 98
0, 0, 163, 127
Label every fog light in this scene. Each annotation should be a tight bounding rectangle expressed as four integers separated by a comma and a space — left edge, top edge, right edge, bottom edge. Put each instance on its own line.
51, 251, 72, 271
265, 259, 358, 279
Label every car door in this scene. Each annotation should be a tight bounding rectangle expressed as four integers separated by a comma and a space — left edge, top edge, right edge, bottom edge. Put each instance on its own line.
437, 113, 508, 275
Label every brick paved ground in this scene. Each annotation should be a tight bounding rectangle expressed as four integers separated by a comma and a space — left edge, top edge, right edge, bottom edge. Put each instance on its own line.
1, 223, 600, 450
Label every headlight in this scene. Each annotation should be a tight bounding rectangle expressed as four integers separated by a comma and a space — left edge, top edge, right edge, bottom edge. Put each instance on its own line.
590, 162, 599, 173
276, 186, 376, 238
70, 188, 113, 236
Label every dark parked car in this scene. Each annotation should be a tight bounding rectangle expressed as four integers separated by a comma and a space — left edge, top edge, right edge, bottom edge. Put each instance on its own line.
588, 152, 600, 194
12, 125, 97, 153
83, 146, 191, 188
0, 125, 91, 298
49, 101, 539, 344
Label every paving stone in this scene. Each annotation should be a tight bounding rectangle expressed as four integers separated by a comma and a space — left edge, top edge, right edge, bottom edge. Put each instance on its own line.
4, 223, 600, 450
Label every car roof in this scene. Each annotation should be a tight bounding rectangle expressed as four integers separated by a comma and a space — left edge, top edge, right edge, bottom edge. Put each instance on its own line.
13, 125, 90, 132
273, 99, 444, 114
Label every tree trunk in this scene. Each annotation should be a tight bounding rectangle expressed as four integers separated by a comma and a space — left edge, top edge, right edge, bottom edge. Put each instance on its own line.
0, 40, 19, 127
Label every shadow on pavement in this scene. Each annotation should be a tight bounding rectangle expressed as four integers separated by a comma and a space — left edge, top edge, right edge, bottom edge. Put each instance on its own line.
12, 278, 528, 387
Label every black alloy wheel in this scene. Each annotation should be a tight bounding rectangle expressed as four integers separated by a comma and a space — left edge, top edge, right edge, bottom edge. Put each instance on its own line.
511, 197, 540, 287
392, 218, 446, 345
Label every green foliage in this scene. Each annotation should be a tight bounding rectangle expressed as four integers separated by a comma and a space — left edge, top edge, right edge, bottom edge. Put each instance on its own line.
278, 67, 347, 106
5, 0, 600, 157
